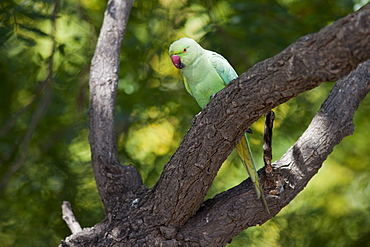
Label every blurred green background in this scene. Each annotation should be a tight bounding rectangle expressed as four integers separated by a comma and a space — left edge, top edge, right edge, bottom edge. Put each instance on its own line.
0, 0, 369, 246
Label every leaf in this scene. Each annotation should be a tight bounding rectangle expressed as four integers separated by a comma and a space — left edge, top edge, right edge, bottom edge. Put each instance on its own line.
18, 23, 49, 38
17, 34, 37, 46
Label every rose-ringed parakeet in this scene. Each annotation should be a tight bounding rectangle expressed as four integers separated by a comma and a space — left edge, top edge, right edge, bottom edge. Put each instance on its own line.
169, 37, 269, 214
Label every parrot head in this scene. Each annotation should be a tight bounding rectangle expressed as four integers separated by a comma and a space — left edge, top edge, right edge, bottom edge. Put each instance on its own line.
169, 37, 202, 69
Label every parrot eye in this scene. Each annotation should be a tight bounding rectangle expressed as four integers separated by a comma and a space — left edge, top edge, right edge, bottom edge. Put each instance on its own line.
183, 48, 187, 53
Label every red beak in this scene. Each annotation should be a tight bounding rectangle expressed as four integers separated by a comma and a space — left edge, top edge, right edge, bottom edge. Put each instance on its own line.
171, 55, 185, 69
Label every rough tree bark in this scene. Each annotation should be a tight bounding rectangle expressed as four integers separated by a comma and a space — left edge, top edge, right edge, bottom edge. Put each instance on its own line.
61, 1, 370, 246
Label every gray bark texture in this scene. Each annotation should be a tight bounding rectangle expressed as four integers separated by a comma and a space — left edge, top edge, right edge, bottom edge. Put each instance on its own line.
61, 1, 370, 246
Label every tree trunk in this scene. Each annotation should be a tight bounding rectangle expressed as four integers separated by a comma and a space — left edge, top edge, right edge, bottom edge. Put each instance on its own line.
61, 2, 370, 246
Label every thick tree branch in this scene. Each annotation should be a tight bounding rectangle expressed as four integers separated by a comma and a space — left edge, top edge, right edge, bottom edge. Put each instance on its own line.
88, 0, 144, 215
177, 60, 370, 246
146, 4, 370, 228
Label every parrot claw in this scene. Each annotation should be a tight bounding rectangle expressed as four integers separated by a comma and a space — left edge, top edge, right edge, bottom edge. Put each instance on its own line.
191, 112, 202, 125
246, 128, 253, 134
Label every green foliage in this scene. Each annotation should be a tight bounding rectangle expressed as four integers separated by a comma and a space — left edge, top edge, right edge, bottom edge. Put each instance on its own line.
0, 0, 369, 246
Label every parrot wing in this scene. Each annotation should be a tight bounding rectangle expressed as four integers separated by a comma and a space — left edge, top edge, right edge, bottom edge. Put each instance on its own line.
208, 51, 238, 85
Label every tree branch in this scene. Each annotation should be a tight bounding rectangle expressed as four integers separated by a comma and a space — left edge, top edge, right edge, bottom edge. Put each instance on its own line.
146, 4, 370, 228
62, 201, 83, 234
263, 110, 275, 182
88, 0, 144, 215
177, 60, 370, 246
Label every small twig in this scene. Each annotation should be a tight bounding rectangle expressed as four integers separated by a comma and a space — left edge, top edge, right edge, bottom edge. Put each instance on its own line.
263, 110, 275, 183
62, 201, 82, 234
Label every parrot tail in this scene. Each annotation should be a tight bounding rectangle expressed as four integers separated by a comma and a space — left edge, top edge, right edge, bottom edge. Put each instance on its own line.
235, 134, 270, 214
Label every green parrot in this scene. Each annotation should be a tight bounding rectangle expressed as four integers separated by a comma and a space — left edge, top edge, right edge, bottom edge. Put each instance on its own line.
169, 37, 269, 214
